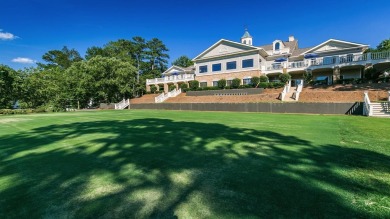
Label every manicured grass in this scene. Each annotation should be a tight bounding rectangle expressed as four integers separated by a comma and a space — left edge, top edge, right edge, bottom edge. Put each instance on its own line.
0, 110, 389, 218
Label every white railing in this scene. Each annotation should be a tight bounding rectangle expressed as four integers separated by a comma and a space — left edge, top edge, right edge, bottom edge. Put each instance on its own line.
363, 91, 373, 116
293, 82, 304, 101
263, 51, 390, 72
115, 99, 130, 110
146, 74, 195, 85
280, 80, 291, 101
155, 92, 169, 103
154, 88, 182, 103
288, 61, 307, 69
266, 64, 283, 71
371, 51, 390, 60
388, 91, 390, 102
168, 88, 182, 98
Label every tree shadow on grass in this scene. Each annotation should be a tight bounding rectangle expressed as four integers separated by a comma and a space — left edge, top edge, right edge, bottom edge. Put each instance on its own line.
0, 118, 389, 218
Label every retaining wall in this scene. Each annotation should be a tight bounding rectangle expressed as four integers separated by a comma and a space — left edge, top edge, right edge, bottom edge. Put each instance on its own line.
130, 102, 363, 115
186, 88, 264, 96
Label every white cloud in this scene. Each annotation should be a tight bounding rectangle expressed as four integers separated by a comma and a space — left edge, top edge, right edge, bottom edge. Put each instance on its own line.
0, 29, 18, 40
12, 57, 36, 64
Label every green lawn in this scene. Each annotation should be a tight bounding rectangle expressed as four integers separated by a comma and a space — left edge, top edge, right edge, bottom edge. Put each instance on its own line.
0, 110, 389, 218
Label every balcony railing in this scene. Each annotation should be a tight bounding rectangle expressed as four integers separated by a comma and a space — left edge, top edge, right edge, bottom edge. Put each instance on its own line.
146, 74, 195, 85
264, 51, 390, 71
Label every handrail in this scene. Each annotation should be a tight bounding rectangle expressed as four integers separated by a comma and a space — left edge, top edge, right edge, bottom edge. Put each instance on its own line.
363, 92, 372, 116
279, 81, 291, 101
263, 51, 390, 72
294, 82, 304, 101
155, 93, 169, 103
147, 74, 195, 85
115, 99, 130, 110
388, 91, 390, 102
154, 88, 182, 103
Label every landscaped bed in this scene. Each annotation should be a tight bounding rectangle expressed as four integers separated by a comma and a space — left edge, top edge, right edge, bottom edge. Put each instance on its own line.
0, 110, 389, 218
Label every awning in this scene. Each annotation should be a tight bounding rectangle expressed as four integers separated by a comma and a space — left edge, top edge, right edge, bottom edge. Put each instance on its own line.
304, 53, 319, 59
274, 58, 287, 62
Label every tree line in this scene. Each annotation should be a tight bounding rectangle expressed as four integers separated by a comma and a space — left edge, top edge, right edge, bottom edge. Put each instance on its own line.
0, 37, 179, 110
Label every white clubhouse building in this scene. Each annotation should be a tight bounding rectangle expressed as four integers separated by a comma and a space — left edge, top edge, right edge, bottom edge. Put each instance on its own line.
146, 30, 390, 92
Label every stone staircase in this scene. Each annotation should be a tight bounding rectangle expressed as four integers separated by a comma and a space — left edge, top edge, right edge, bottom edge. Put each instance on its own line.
370, 102, 390, 117
283, 89, 296, 102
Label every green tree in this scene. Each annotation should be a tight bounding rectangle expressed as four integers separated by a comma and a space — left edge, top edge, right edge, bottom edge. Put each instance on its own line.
260, 75, 269, 82
130, 36, 147, 83
364, 38, 390, 53
77, 56, 137, 103
217, 79, 226, 89
279, 73, 291, 84
146, 38, 169, 72
0, 65, 23, 108
19, 67, 64, 108
172, 55, 194, 68
231, 78, 241, 89
39, 46, 83, 69
85, 46, 108, 60
189, 80, 199, 90
251, 77, 260, 87
377, 38, 390, 51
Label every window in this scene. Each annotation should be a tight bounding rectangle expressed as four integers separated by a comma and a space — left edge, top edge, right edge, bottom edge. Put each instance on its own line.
212, 63, 221, 72
212, 81, 218, 87
323, 57, 335, 65
199, 65, 207, 73
226, 61, 236, 70
200, 82, 207, 88
243, 40, 246, 44
275, 42, 280, 50
243, 78, 251, 85
242, 59, 254, 68
227, 80, 233, 86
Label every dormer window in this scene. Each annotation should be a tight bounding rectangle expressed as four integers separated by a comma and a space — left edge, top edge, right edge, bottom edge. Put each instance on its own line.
275, 42, 280, 50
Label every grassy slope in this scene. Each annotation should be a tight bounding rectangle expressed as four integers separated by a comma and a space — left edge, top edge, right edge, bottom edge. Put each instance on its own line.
0, 110, 389, 218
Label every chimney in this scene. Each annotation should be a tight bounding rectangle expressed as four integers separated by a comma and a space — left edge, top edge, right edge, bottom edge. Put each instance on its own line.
289, 35, 295, 42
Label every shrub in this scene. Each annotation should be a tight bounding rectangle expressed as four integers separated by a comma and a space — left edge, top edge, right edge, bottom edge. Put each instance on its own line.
182, 88, 190, 93
259, 82, 268, 88
272, 82, 285, 88
189, 80, 199, 90
150, 85, 157, 93
303, 72, 313, 84
33, 106, 47, 113
180, 83, 188, 89
169, 84, 176, 91
217, 79, 226, 89
239, 85, 252, 89
279, 73, 291, 84
364, 67, 380, 81
231, 78, 241, 89
251, 77, 260, 87
260, 75, 269, 82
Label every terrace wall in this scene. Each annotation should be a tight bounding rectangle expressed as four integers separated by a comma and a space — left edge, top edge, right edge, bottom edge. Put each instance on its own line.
130, 102, 363, 115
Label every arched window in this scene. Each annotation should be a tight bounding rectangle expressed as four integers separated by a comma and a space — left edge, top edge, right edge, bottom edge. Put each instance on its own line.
275, 42, 280, 50
243, 40, 246, 44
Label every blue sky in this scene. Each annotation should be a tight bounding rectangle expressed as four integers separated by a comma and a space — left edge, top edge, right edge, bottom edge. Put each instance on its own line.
1, 0, 390, 69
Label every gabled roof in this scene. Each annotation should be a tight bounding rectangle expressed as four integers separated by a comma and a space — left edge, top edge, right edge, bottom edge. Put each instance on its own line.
192, 39, 259, 61
162, 65, 194, 75
258, 40, 297, 51
302, 39, 369, 54
291, 47, 313, 57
